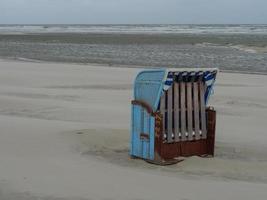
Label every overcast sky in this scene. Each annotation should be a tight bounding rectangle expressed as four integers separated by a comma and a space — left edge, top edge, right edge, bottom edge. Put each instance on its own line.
1, 0, 267, 24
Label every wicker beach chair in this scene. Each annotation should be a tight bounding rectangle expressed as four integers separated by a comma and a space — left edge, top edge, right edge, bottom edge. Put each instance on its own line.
130, 68, 218, 165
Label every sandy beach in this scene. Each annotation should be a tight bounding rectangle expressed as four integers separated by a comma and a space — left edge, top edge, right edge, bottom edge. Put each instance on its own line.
0, 59, 267, 200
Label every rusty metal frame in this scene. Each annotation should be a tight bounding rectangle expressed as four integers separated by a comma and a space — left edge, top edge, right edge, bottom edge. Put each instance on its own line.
153, 107, 216, 164
131, 100, 216, 165
131, 100, 155, 116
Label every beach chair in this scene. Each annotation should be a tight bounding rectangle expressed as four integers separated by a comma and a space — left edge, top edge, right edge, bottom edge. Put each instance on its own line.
130, 68, 218, 165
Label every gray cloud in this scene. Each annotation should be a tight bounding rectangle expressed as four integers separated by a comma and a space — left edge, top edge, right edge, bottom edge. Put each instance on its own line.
0, 0, 266, 24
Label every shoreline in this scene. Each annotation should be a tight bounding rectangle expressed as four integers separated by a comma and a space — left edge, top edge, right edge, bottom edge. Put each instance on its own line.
1, 57, 267, 76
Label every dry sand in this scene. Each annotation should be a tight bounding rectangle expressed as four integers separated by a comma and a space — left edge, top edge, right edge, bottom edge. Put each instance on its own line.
0, 59, 267, 200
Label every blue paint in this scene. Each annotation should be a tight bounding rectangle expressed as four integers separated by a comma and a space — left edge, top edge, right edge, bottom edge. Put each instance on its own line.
131, 103, 155, 160
131, 69, 166, 160
130, 106, 141, 158
149, 117, 155, 160
134, 69, 166, 112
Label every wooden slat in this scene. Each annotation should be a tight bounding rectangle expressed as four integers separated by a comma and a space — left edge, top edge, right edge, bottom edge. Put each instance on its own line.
142, 110, 150, 159
140, 107, 144, 156
180, 82, 186, 141
167, 86, 173, 143
141, 108, 144, 134
187, 82, 193, 141
199, 81, 207, 139
193, 82, 200, 140
160, 92, 166, 140
174, 82, 180, 142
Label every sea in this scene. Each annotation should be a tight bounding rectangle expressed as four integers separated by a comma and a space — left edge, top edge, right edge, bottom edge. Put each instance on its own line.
0, 24, 267, 73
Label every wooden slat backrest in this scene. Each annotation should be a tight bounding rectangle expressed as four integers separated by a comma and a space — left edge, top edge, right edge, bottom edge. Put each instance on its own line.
193, 81, 201, 140
180, 80, 186, 141
160, 72, 208, 143
160, 91, 166, 140
199, 81, 207, 139
174, 82, 180, 142
167, 87, 173, 143
186, 80, 193, 141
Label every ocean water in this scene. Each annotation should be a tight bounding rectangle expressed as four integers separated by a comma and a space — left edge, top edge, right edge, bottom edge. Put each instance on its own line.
0, 24, 267, 73
1, 24, 267, 35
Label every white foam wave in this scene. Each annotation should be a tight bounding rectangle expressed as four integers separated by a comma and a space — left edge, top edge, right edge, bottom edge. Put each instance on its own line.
0, 24, 267, 35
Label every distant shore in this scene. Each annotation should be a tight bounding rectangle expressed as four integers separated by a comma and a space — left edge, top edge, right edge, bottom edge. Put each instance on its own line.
1, 57, 267, 76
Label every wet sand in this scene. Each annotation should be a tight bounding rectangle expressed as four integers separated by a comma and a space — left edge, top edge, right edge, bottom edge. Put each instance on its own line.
1, 33, 267, 73
0, 59, 267, 200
